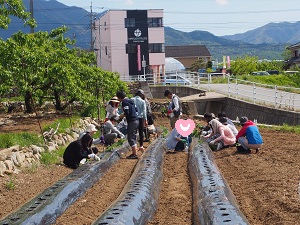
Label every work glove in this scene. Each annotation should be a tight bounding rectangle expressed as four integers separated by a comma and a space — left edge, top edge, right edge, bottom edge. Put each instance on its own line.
210, 140, 216, 145
88, 153, 96, 159
181, 139, 187, 144
120, 134, 125, 139
167, 110, 172, 115
80, 158, 87, 165
94, 155, 100, 161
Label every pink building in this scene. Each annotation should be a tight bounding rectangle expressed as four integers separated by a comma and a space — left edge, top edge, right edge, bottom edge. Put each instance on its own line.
93, 9, 165, 81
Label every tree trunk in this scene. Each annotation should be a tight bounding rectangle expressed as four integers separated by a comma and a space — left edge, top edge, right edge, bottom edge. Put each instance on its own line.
25, 91, 34, 113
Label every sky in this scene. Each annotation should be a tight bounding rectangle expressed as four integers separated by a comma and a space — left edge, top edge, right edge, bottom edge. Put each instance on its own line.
56, 0, 300, 36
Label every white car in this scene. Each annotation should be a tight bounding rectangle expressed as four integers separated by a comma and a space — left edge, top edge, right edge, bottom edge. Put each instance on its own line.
163, 75, 191, 85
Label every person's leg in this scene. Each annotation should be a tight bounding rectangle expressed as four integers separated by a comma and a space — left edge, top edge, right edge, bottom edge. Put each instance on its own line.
175, 140, 185, 151
127, 120, 139, 158
170, 116, 179, 129
138, 118, 144, 148
104, 133, 117, 146
237, 137, 248, 149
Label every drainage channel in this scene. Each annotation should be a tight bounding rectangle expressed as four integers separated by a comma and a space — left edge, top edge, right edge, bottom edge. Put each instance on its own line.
0, 142, 131, 225
92, 136, 166, 225
189, 139, 250, 225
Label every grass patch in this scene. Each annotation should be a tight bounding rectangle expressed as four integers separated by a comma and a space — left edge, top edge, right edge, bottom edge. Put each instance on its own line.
262, 123, 300, 133
40, 146, 65, 166
0, 132, 43, 148
5, 175, 16, 191
0, 116, 80, 149
42, 115, 80, 134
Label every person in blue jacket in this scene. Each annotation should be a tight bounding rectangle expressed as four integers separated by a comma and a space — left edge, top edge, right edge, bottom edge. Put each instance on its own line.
117, 90, 139, 159
236, 117, 263, 154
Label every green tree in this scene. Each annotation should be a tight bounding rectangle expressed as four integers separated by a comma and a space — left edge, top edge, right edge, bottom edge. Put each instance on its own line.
230, 56, 259, 75
0, 0, 36, 29
0, 26, 127, 113
189, 58, 206, 72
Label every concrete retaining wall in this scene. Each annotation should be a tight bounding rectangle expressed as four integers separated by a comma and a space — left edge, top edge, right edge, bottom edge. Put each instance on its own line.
150, 86, 300, 126
193, 97, 300, 126
150, 86, 205, 99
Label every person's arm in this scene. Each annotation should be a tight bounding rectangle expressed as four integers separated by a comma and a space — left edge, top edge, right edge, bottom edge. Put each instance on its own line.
236, 126, 247, 140
122, 100, 131, 117
142, 100, 147, 120
213, 128, 224, 142
172, 96, 179, 111
112, 126, 125, 138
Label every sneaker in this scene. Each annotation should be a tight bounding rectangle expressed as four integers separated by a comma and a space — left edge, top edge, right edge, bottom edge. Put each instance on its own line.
139, 146, 145, 153
144, 139, 150, 142
236, 145, 251, 154
126, 154, 138, 159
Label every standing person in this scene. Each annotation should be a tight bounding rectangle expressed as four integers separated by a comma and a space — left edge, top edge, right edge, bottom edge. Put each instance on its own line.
63, 133, 100, 169
141, 90, 154, 142
132, 89, 147, 152
236, 117, 263, 154
105, 96, 120, 122
103, 115, 125, 146
204, 118, 236, 151
116, 90, 139, 159
164, 89, 182, 129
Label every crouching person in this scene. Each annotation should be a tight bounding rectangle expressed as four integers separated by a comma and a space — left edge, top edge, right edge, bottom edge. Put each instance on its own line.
63, 133, 100, 169
166, 128, 187, 153
236, 117, 263, 154
103, 115, 125, 146
204, 119, 236, 151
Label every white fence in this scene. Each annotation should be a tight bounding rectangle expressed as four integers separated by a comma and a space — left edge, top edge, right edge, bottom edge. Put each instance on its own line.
125, 73, 300, 112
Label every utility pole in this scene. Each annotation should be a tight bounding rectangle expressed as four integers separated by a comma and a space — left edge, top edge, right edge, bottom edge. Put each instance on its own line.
30, 0, 34, 33
89, 2, 97, 51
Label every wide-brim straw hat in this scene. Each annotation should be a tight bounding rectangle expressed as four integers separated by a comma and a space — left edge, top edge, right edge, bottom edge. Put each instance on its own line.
110, 96, 119, 103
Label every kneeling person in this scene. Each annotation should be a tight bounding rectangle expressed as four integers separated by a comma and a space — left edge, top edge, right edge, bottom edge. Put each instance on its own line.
103, 115, 125, 146
63, 133, 99, 169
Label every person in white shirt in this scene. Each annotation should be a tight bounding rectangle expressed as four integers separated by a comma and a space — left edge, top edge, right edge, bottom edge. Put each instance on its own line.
103, 115, 125, 146
131, 89, 148, 152
164, 89, 182, 129
105, 96, 120, 122
78, 123, 104, 146
219, 117, 238, 136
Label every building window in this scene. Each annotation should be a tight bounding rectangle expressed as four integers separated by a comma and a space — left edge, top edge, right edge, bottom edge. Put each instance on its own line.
148, 18, 163, 27
126, 44, 137, 54
149, 43, 165, 53
105, 46, 108, 55
125, 18, 135, 28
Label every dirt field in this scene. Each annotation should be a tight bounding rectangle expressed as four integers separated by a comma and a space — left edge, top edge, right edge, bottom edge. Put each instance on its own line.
1, 112, 300, 225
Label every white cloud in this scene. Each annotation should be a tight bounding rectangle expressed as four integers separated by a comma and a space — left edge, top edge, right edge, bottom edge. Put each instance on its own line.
216, 0, 229, 5
126, 0, 134, 5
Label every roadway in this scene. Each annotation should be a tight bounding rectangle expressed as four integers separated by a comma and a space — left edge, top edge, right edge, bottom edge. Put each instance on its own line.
195, 83, 300, 111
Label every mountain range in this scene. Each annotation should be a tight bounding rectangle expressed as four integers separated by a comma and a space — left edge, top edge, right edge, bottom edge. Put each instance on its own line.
1, 0, 299, 60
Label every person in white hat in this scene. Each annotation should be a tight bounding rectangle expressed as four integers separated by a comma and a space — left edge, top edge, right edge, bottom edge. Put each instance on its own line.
105, 96, 120, 122
78, 123, 104, 145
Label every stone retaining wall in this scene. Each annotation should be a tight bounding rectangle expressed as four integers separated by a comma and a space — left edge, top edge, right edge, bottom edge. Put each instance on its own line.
0, 117, 96, 177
